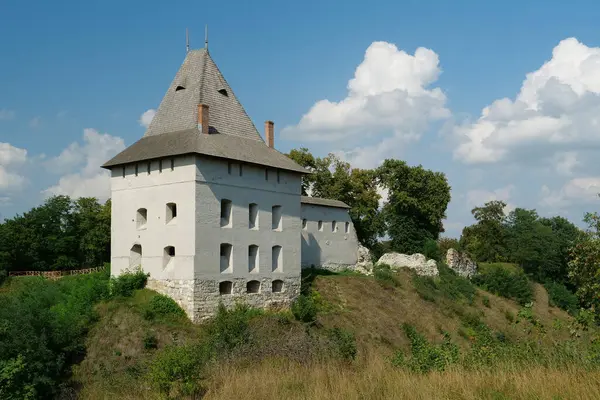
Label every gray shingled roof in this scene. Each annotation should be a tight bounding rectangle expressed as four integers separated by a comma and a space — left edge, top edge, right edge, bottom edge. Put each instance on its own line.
103, 48, 308, 174
301, 196, 350, 209
102, 128, 309, 173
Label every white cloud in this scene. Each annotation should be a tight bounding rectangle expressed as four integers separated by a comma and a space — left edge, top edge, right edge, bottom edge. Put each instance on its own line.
376, 185, 389, 209
43, 128, 125, 201
0, 142, 28, 191
139, 109, 156, 128
0, 142, 27, 166
466, 185, 516, 213
540, 177, 600, 209
0, 109, 15, 120
0, 166, 25, 190
454, 38, 600, 167
282, 41, 449, 168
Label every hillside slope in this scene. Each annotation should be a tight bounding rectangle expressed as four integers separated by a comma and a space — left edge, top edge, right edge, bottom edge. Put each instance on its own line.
74, 268, 600, 400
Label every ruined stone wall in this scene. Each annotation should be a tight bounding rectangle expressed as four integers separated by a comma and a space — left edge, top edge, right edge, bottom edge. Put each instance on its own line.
146, 278, 196, 320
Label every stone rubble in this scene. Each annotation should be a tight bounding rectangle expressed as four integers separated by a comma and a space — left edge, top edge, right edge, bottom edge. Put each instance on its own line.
376, 252, 439, 276
445, 248, 478, 278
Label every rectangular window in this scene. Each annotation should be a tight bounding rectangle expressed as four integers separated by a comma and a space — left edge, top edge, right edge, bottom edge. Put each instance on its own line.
135, 164, 139, 177
221, 199, 232, 228
345, 221, 350, 234
249, 203, 258, 229
147, 161, 151, 175
272, 245, 282, 272
166, 203, 177, 223
159, 159, 163, 173
272, 205, 282, 231
318, 221, 323, 231
220, 243, 233, 273
332, 221, 338, 232
302, 219, 307, 230
170, 158, 175, 171
122, 166, 125, 178
248, 245, 259, 273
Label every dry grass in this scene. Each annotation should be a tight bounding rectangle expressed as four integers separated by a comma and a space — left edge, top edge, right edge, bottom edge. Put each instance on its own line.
206, 356, 600, 400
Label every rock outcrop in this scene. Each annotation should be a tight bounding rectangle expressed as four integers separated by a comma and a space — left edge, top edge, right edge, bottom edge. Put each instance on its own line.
376, 253, 438, 276
445, 248, 477, 278
353, 244, 374, 275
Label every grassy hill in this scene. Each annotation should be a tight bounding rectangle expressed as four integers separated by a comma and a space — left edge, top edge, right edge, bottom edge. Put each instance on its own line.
67, 265, 600, 400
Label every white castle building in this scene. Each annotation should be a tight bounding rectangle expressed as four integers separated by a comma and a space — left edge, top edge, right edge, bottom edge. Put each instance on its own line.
102, 46, 359, 322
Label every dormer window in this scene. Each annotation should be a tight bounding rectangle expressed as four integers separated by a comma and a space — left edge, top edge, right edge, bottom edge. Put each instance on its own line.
218, 88, 228, 97
175, 85, 186, 91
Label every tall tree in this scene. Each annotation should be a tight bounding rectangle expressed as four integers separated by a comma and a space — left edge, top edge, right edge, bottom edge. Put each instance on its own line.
459, 200, 508, 262
568, 212, 600, 314
377, 159, 451, 254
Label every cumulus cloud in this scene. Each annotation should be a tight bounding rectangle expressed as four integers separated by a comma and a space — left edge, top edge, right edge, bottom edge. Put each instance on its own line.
454, 38, 600, 166
43, 129, 125, 201
282, 41, 449, 168
0, 109, 15, 120
540, 177, 600, 209
139, 109, 156, 128
0, 142, 27, 191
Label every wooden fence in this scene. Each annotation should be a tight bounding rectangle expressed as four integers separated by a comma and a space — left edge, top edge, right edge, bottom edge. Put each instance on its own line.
8, 267, 104, 280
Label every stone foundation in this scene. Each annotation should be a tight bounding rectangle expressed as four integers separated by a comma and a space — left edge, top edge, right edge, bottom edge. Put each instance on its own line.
146, 276, 301, 323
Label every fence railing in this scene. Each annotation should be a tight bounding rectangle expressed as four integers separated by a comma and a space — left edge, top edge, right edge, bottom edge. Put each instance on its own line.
8, 267, 104, 280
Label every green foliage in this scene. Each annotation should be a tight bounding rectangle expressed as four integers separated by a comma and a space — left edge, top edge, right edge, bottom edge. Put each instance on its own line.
482, 296, 491, 308
0, 270, 110, 398
473, 263, 533, 305
291, 294, 318, 323
545, 281, 579, 314
109, 270, 148, 297
568, 212, 600, 315
437, 237, 460, 258
422, 238, 441, 262
412, 265, 476, 304
143, 332, 158, 350
392, 324, 459, 373
143, 294, 186, 320
146, 343, 211, 399
373, 263, 400, 287
286, 148, 384, 248
0, 196, 111, 275
206, 304, 261, 353
326, 328, 357, 361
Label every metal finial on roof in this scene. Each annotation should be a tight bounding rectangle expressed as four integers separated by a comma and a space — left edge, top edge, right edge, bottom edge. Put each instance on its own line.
205, 25, 208, 50
186, 28, 190, 53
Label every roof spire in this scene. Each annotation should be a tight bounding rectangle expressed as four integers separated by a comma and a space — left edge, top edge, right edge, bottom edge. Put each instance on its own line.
186, 28, 190, 53
205, 25, 208, 50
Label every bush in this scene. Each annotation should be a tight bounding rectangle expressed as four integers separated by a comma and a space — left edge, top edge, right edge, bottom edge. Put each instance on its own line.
373, 263, 399, 287
0, 271, 109, 398
326, 328, 357, 361
291, 294, 318, 323
392, 324, 459, 373
472, 264, 533, 305
482, 296, 491, 308
143, 332, 158, 350
146, 343, 211, 399
206, 303, 261, 353
422, 239, 441, 262
110, 270, 148, 297
545, 281, 579, 314
143, 294, 186, 320
412, 265, 476, 304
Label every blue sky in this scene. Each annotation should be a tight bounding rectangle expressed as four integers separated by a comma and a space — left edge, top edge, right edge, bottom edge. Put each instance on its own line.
2, 0, 600, 237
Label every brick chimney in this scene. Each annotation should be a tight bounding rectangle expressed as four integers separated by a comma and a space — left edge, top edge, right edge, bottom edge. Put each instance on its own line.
198, 104, 209, 134
265, 120, 274, 148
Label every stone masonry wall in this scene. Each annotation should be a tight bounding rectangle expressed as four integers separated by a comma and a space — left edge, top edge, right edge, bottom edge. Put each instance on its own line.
147, 278, 196, 320
192, 276, 301, 323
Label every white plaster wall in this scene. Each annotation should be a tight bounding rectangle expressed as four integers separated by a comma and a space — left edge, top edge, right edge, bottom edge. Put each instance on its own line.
301, 204, 358, 267
194, 157, 302, 286
109, 155, 197, 280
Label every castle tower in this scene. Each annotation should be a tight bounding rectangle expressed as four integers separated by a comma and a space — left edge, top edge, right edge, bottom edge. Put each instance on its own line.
102, 48, 308, 321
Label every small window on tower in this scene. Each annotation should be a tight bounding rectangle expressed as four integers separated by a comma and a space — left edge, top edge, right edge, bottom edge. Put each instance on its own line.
175, 85, 186, 91
166, 203, 177, 224
218, 88, 228, 97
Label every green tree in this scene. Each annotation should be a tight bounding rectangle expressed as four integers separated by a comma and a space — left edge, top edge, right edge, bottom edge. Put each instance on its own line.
287, 148, 384, 248
568, 212, 600, 314
377, 160, 451, 254
459, 201, 508, 262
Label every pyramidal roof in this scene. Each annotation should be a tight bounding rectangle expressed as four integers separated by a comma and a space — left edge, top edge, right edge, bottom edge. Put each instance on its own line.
103, 49, 307, 174
145, 49, 262, 141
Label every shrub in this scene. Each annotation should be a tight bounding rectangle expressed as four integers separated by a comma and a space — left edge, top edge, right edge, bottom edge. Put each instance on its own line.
472, 264, 533, 305
438, 237, 460, 258
326, 328, 357, 361
373, 263, 399, 287
482, 296, 491, 308
143, 294, 186, 320
206, 303, 261, 353
146, 344, 211, 399
422, 239, 441, 262
110, 270, 148, 297
392, 324, 459, 373
413, 275, 438, 302
143, 332, 158, 350
291, 294, 318, 323
412, 265, 476, 304
545, 281, 579, 314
